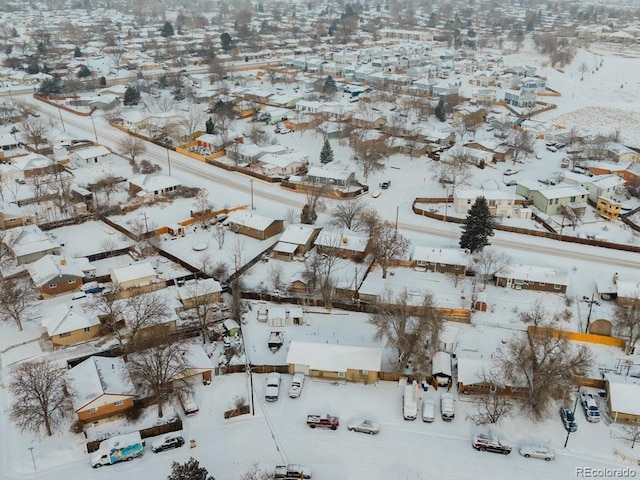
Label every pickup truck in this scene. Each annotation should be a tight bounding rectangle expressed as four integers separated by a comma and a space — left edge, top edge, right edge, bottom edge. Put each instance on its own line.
306, 414, 339, 430
580, 392, 601, 422
274, 464, 312, 479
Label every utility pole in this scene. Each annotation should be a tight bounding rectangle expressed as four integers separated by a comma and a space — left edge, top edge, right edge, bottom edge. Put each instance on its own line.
28, 447, 36, 470
585, 293, 596, 333
250, 179, 254, 210
166, 148, 172, 176
90, 114, 98, 143
395, 205, 400, 233
58, 108, 66, 132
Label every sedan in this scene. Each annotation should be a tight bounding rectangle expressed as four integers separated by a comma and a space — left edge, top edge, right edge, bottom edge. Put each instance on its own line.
519, 445, 555, 461
347, 419, 380, 435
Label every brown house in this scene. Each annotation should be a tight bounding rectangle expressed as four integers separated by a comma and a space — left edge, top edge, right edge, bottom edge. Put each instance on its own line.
273, 224, 321, 261
27, 254, 93, 298
412, 246, 470, 275
66, 356, 136, 425
0, 202, 36, 230
286, 341, 382, 383
314, 229, 370, 262
42, 303, 101, 347
225, 211, 284, 240
177, 278, 222, 309
495, 264, 568, 294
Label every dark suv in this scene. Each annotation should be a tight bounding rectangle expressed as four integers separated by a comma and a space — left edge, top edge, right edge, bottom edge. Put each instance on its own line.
560, 406, 578, 432
472, 433, 512, 455
151, 434, 185, 453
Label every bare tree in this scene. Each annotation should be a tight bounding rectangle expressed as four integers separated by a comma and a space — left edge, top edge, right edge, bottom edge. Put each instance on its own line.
28, 171, 49, 205
471, 372, 513, 425
369, 290, 443, 375
0, 278, 36, 331
179, 107, 206, 141
9, 360, 71, 436
507, 129, 535, 164
118, 136, 147, 164
213, 224, 226, 249
617, 424, 640, 449
128, 343, 190, 418
21, 116, 48, 151
240, 463, 274, 480
352, 142, 386, 182
498, 302, 592, 421
371, 221, 409, 279
230, 237, 245, 321
436, 148, 472, 189
614, 298, 640, 355
560, 203, 584, 231
245, 122, 271, 146
284, 207, 297, 225
108, 48, 125, 72
330, 197, 366, 230
266, 263, 285, 293
300, 181, 327, 225
182, 280, 221, 344
473, 248, 512, 288
192, 189, 214, 226
92, 173, 123, 209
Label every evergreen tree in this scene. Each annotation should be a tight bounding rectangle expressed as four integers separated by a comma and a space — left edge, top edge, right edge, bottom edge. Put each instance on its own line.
77, 65, 91, 78
123, 86, 140, 106
435, 97, 447, 122
319, 138, 334, 164
323, 75, 337, 94
26, 63, 40, 74
38, 77, 63, 96
205, 116, 214, 134
161, 21, 174, 37
74, 46, 82, 58
220, 32, 232, 52
459, 197, 494, 253
168, 458, 214, 480
300, 203, 317, 224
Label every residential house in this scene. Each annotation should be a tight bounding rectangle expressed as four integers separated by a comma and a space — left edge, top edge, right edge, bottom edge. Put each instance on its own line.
504, 89, 536, 108
453, 189, 518, 218
559, 172, 625, 203
0, 202, 35, 229
273, 224, 321, 261
314, 228, 370, 261
225, 211, 284, 240
286, 340, 382, 383
70, 145, 111, 164
605, 373, 640, 423
350, 111, 387, 130
589, 161, 640, 186
412, 247, 469, 275
257, 152, 308, 177
42, 303, 101, 347
305, 166, 356, 188
233, 144, 288, 164
129, 174, 181, 196
516, 181, 588, 216
66, 356, 136, 425
495, 264, 569, 294
109, 262, 157, 290
3, 225, 60, 265
596, 197, 622, 220
605, 143, 640, 163
177, 278, 222, 310
27, 254, 93, 298
11, 153, 61, 178
616, 279, 640, 306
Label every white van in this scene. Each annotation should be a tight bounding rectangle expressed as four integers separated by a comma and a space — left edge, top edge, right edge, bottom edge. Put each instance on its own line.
422, 399, 435, 422
403, 382, 418, 420
440, 393, 455, 421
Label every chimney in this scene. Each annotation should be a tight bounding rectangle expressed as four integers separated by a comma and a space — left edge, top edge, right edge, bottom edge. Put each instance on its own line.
613, 273, 618, 285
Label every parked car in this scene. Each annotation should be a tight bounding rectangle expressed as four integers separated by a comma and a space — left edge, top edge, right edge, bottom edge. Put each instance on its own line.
347, 419, 380, 435
421, 399, 435, 423
580, 392, 601, 422
560, 406, 578, 432
179, 390, 199, 416
472, 433, 512, 455
380, 181, 391, 189
519, 444, 555, 461
274, 464, 312, 479
151, 433, 185, 453
265, 372, 282, 402
289, 373, 305, 398
306, 414, 339, 430
440, 393, 455, 421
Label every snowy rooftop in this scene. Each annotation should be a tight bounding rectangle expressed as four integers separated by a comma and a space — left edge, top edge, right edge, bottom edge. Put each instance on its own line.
412, 246, 469, 266
41, 303, 100, 336
286, 340, 382, 373
71, 145, 111, 160
499, 264, 569, 285
110, 261, 156, 285
67, 356, 136, 410
279, 224, 318, 246
226, 210, 280, 231
26, 255, 91, 286
605, 373, 640, 416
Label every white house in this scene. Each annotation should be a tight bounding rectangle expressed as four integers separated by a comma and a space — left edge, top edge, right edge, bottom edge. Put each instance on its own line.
129, 174, 182, 196
453, 189, 518, 218
70, 145, 111, 164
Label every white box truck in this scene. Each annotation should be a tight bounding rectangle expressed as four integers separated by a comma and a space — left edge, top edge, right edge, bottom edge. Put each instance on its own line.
403, 381, 418, 420
91, 432, 144, 468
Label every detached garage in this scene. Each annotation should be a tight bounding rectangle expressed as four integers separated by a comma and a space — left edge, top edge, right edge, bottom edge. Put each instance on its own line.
286, 341, 382, 383
605, 373, 640, 423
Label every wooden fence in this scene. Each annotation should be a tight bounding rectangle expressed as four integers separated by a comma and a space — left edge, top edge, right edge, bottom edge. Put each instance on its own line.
33, 94, 95, 117
527, 326, 626, 348
86, 417, 183, 453
413, 199, 640, 254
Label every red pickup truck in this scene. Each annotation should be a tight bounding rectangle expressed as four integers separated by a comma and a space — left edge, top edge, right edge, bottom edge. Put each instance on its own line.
306, 414, 339, 430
